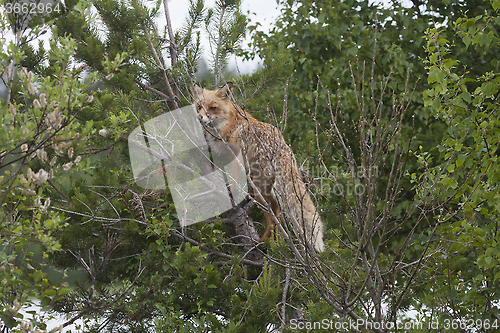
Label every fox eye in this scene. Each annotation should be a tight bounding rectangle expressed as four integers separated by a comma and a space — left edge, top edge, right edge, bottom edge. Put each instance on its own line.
209, 107, 216, 111
197, 104, 202, 110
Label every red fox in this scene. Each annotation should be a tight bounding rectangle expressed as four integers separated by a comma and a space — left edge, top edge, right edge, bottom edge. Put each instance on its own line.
191, 82, 325, 252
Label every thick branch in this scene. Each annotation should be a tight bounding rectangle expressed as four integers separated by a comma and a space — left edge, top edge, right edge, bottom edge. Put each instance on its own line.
171, 229, 263, 268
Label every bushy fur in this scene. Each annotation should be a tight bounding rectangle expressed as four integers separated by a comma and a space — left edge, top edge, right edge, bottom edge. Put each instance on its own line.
191, 82, 324, 252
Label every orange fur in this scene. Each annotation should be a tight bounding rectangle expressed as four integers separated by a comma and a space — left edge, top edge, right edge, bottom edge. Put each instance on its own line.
191, 82, 324, 252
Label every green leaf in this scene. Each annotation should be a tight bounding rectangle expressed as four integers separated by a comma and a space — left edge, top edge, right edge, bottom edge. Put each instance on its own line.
45, 289, 57, 296
456, 154, 467, 167
463, 35, 471, 48
461, 91, 471, 103
482, 82, 498, 96
58, 288, 71, 295
440, 176, 458, 189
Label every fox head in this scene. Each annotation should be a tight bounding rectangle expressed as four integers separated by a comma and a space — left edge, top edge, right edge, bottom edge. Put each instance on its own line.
190, 82, 234, 130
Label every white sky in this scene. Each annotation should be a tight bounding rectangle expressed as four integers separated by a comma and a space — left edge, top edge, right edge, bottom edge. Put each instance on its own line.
1, 0, 282, 74
166, 0, 282, 74
167, 0, 281, 33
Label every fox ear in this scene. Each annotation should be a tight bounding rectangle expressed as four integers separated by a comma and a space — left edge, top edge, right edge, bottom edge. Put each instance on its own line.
217, 82, 233, 99
190, 81, 203, 99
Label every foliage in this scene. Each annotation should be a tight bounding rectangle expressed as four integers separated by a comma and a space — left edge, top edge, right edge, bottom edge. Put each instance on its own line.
0, 8, 106, 330
417, 2, 500, 325
2, 0, 500, 331
242, 0, 500, 330
1, 0, 262, 331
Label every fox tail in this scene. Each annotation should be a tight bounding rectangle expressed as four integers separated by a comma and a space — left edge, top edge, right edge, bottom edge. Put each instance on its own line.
276, 168, 325, 252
